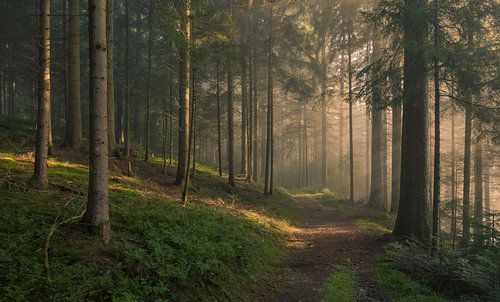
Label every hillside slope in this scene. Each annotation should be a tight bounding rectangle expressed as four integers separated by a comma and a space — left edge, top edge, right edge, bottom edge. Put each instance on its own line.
0, 118, 296, 301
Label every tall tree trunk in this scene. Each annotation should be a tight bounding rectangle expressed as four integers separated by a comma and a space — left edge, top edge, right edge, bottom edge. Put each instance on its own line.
246, 0, 254, 182
298, 101, 303, 187
175, 0, 191, 186
473, 140, 483, 239
338, 86, 344, 193
321, 48, 328, 189
348, 30, 354, 203
124, 0, 130, 156
144, 0, 153, 162
484, 160, 490, 212
450, 102, 457, 249
390, 73, 402, 213
241, 54, 248, 175
162, 76, 168, 174
216, 60, 222, 177
191, 61, 197, 176
33, 0, 51, 189
367, 37, 385, 210
461, 1, 474, 246
382, 111, 388, 208
169, 55, 174, 165
368, 108, 384, 209
227, 55, 235, 187
393, 0, 430, 239
431, 0, 441, 254
62, 0, 69, 145
65, 0, 82, 149
264, 2, 273, 195
302, 102, 309, 188
252, 45, 259, 182
106, 0, 116, 152
462, 95, 473, 245
83, 0, 111, 243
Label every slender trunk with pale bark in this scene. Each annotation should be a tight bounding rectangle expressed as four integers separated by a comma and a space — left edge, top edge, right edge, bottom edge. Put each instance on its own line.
241, 54, 248, 176
216, 60, 222, 177
144, 0, 153, 162
106, 0, 116, 152
227, 55, 235, 187
264, 2, 273, 195
348, 30, 354, 203
83, 0, 111, 243
175, 0, 191, 186
124, 0, 130, 156
367, 37, 385, 210
33, 0, 51, 189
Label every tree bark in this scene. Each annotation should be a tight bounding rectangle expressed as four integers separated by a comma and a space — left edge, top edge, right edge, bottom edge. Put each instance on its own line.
241, 54, 248, 175
367, 37, 385, 210
175, 0, 191, 186
144, 0, 153, 162
473, 140, 482, 239
106, 0, 116, 152
83, 0, 111, 243
33, 0, 51, 189
450, 102, 457, 249
348, 30, 354, 203
461, 1, 474, 246
321, 47, 328, 189
216, 60, 222, 177
264, 2, 273, 195
431, 0, 441, 253
124, 0, 130, 156
66, 0, 82, 150
390, 74, 402, 213
484, 160, 490, 212
191, 61, 197, 176
252, 43, 259, 182
393, 0, 430, 239
246, 0, 254, 182
227, 54, 236, 187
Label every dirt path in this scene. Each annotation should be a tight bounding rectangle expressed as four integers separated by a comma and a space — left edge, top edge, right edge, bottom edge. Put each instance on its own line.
258, 196, 390, 302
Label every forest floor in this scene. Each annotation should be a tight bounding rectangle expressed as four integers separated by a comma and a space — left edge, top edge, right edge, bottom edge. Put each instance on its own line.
257, 194, 393, 302
2, 117, 454, 302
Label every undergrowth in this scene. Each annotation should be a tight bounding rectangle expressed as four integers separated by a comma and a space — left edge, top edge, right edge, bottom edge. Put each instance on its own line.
0, 118, 294, 301
380, 242, 500, 302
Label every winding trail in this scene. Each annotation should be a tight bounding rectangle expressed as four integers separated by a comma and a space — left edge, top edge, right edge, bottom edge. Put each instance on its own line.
258, 196, 390, 302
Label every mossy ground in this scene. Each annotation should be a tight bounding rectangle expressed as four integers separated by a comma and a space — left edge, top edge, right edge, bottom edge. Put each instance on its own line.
0, 118, 295, 301
320, 266, 359, 302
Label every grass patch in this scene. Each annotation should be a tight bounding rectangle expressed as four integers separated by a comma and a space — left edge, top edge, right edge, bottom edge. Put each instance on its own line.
148, 157, 299, 222
355, 219, 391, 234
376, 266, 448, 302
0, 142, 292, 301
321, 266, 358, 302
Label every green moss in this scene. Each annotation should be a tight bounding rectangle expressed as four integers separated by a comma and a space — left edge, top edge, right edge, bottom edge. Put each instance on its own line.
321, 266, 358, 302
0, 149, 289, 302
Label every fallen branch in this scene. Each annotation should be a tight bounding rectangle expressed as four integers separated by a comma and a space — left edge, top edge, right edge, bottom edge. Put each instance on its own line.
44, 196, 84, 283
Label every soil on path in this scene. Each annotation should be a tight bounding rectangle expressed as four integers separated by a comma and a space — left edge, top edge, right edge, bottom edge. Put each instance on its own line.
258, 196, 390, 302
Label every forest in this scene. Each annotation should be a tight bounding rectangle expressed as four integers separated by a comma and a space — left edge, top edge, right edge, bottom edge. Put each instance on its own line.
0, 0, 499, 301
